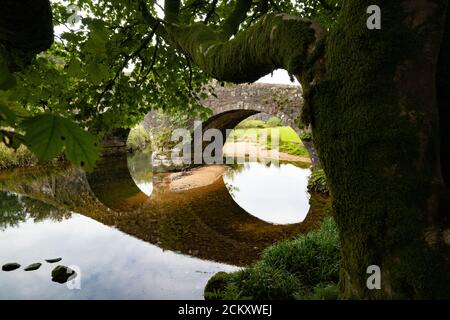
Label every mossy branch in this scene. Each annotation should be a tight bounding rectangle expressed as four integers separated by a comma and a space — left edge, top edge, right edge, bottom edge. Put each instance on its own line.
168, 13, 325, 84
164, 0, 181, 24
222, 0, 254, 38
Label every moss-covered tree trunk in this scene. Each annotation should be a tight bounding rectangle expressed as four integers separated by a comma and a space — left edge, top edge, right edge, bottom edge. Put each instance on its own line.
311, 0, 450, 298
437, 4, 450, 188
161, 0, 450, 298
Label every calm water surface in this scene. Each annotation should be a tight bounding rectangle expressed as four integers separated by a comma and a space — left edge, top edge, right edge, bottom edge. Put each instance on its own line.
0, 150, 324, 299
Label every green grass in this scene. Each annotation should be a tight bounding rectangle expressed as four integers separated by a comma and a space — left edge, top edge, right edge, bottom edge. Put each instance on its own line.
228, 126, 309, 157
229, 126, 301, 144
0, 143, 38, 170
308, 168, 329, 195
204, 217, 340, 300
234, 119, 268, 129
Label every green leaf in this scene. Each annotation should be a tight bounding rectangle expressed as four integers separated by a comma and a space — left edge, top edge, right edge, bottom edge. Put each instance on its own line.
67, 58, 83, 77
0, 60, 16, 90
0, 102, 17, 124
22, 114, 100, 170
60, 119, 100, 171
86, 62, 109, 85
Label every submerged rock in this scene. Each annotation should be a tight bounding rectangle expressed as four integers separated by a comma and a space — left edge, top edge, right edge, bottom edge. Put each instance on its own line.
24, 263, 42, 271
2, 263, 21, 271
51, 265, 76, 284
45, 258, 62, 263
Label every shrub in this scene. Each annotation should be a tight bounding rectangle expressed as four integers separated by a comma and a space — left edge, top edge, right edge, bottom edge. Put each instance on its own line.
299, 131, 312, 142
235, 119, 267, 129
308, 168, 329, 195
204, 218, 340, 300
127, 125, 151, 151
0, 143, 38, 169
266, 117, 283, 128
278, 141, 310, 157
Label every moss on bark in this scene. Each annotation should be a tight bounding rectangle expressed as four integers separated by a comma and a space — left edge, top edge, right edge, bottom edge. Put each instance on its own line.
310, 0, 450, 298
170, 13, 322, 83
437, 4, 450, 188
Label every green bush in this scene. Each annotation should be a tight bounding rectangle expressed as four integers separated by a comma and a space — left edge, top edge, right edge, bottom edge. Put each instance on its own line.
308, 168, 329, 195
127, 125, 151, 151
266, 117, 283, 128
0, 143, 38, 169
299, 131, 312, 142
278, 141, 310, 157
205, 218, 340, 300
301, 283, 339, 300
235, 119, 267, 129
261, 218, 339, 288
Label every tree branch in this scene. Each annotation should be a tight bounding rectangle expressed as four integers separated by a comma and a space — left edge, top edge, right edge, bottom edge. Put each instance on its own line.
170, 13, 325, 84
137, 0, 169, 40
96, 23, 160, 109
221, 0, 253, 37
204, 0, 219, 24
164, 0, 181, 23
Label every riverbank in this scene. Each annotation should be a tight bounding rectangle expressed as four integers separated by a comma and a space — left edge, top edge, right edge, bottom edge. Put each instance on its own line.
0, 144, 38, 170
169, 165, 229, 191
223, 141, 311, 163
204, 216, 339, 300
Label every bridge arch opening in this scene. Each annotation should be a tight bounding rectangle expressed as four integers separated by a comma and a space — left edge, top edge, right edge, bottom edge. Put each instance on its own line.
214, 112, 314, 225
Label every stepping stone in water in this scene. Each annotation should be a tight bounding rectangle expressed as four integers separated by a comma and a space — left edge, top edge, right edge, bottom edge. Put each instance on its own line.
24, 263, 42, 271
45, 258, 62, 263
51, 265, 76, 284
2, 263, 21, 271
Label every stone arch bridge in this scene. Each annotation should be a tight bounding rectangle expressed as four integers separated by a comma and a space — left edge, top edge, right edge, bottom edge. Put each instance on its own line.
103, 83, 318, 164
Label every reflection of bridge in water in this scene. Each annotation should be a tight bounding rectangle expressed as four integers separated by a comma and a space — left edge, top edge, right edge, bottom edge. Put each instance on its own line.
0, 155, 328, 266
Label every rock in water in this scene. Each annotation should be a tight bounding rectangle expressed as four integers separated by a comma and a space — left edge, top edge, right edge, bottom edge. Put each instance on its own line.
24, 263, 42, 271
45, 258, 62, 263
51, 265, 76, 284
2, 263, 21, 271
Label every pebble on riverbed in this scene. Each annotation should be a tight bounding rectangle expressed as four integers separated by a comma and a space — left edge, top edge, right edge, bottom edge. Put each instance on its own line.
2, 263, 21, 271
45, 258, 62, 263
24, 263, 42, 271
51, 265, 76, 284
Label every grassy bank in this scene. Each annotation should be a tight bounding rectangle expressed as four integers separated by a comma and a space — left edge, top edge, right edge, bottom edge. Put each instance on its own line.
0, 143, 38, 170
228, 126, 309, 157
204, 217, 340, 300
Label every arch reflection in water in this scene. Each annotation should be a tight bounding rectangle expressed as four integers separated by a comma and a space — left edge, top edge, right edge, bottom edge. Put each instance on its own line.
223, 161, 311, 225
127, 148, 154, 196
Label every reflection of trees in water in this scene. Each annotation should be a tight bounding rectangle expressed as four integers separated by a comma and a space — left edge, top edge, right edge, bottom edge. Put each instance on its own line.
0, 192, 26, 230
21, 197, 71, 223
127, 148, 153, 183
224, 182, 240, 198
0, 191, 71, 230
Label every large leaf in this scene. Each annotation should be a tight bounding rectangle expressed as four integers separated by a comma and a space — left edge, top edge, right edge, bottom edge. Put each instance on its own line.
0, 101, 16, 124
22, 114, 100, 170
0, 60, 16, 90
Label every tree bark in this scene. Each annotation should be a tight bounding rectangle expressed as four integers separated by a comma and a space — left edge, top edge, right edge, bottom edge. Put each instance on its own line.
437, 4, 450, 188
162, 0, 450, 298
0, 0, 53, 71
310, 0, 450, 298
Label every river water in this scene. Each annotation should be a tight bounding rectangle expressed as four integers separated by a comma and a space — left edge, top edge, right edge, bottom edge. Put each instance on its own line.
0, 150, 327, 299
